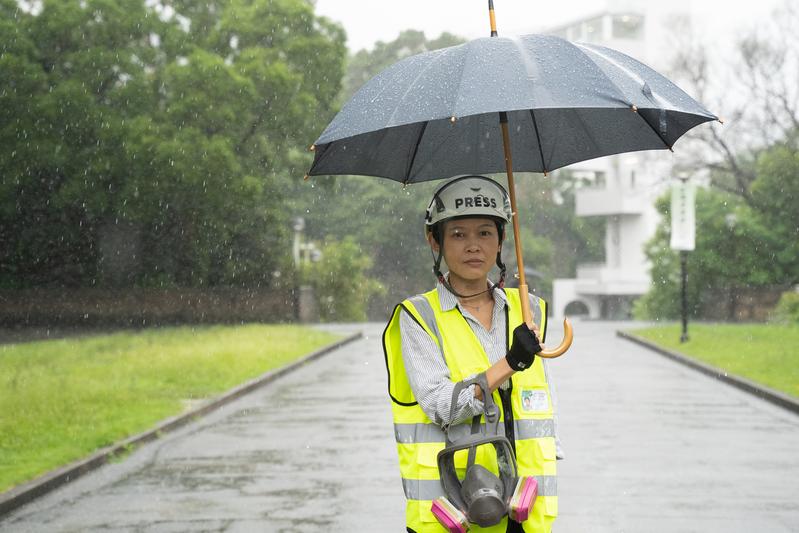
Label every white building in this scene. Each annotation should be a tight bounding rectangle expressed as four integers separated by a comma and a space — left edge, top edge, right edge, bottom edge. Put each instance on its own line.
547, 0, 692, 319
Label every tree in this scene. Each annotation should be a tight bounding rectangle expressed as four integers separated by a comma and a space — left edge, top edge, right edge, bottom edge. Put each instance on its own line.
668, 1, 799, 204
306, 237, 384, 322
0, 0, 347, 289
635, 138, 797, 320
635, 187, 786, 320
635, 0, 799, 319
0, 0, 168, 287
292, 174, 439, 318
750, 144, 799, 283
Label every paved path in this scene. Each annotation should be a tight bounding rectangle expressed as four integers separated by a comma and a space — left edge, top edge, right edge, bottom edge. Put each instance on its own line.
2, 321, 798, 532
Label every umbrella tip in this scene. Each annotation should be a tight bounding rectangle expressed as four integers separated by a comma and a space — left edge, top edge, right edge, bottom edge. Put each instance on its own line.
450, 116, 457, 123
543, 170, 548, 177
303, 174, 310, 181
309, 144, 316, 152
631, 105, 639, 113
717, 117, 725, 125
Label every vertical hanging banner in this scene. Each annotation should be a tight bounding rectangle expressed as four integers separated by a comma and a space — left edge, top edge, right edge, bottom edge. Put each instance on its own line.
670, 180, 696, 251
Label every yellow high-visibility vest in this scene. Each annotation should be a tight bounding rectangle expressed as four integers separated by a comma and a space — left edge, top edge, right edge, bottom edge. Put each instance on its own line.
383, 287, 557, 533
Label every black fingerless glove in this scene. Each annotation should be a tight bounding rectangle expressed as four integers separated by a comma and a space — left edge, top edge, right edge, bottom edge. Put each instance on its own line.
505, 324, 541, 371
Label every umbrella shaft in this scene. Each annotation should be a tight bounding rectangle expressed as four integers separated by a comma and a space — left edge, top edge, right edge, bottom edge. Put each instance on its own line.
488, 0, 498, 37
500, 113, 533, 327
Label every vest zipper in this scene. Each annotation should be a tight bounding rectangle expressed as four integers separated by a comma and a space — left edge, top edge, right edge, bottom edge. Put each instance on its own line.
499, 382, 516, 454
501, 304, 516, 454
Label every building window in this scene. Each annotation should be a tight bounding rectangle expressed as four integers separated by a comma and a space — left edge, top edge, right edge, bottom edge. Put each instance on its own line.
594, 170, 606, 188
612, 14, 644, 40
571, 169, 605, 188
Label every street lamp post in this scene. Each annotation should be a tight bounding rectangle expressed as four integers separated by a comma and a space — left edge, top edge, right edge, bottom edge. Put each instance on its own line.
724, 213, 739, 322
670, 174, 696, 344
290, 216, 323, 322
292, 216, 305, 269
680, 250, 689, 343
291, 217, 305, 321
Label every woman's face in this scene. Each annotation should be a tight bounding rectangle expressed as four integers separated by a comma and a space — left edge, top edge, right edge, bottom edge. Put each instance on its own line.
430, 217, 502, 283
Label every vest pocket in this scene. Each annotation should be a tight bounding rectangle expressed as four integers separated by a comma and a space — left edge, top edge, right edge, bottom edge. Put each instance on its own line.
414, 445, 442, 525
415, 443, 443, 468
517, 437, 557, 475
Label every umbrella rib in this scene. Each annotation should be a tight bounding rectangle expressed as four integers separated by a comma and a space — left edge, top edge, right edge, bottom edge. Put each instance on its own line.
451, 40, 474, 119
574, 42, 684, 111
570, 42, 674, 150
528, 109, 548, 173
633, 110, 673, 151
386, 46, 458, 127
403, 122, 428, 185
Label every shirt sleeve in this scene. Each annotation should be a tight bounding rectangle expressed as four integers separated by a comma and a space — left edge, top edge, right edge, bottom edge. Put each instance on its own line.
399, 308, 484, 427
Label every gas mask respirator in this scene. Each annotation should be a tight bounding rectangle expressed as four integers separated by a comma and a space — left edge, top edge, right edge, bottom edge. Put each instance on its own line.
431, 374, 538, 532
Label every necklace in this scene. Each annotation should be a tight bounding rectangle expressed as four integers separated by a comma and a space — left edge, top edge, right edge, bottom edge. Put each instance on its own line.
459, 296, 492, 313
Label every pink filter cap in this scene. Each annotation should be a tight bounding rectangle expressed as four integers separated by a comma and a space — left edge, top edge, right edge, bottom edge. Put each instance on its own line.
511, 477, 538, 522
431, 499, 468, 533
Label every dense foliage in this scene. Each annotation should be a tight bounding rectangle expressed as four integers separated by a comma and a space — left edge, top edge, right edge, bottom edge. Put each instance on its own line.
0, 5, 645, 321
771, 290, 799, 324
634, 145, 798, 320
305, 237, 384, 322
0, 0, 346, 289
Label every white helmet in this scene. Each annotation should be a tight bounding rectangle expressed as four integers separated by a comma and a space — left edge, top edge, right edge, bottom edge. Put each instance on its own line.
425, 175, 513, 230
424, 176, 512, 294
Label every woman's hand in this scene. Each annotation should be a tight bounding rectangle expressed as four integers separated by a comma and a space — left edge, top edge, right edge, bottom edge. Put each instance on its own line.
473, 323, 541, 401
505, 323, 542, 371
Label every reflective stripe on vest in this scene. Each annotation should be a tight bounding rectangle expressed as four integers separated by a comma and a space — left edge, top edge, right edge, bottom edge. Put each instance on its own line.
402, 475, 558, 501
394, 418, 555, 444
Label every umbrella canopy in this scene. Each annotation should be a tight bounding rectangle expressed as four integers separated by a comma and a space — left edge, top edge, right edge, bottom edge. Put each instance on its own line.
307, 25, 718, 358
309, 34, 718, 183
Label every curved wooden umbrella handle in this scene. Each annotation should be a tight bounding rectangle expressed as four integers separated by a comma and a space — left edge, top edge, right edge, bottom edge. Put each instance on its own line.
536, 318, 574, 359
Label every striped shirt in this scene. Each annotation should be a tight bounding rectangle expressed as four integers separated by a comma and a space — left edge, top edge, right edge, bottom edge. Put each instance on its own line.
399, 279, 563, 457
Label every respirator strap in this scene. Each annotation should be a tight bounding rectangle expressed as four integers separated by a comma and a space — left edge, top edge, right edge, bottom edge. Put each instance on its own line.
466, 415, 482, 469
444, 374, 494, 441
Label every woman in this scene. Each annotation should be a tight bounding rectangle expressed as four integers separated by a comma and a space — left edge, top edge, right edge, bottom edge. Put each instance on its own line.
383, 176, 560, 533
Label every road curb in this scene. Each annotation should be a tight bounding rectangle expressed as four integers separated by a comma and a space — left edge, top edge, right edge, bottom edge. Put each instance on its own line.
617, 330, 799, 416
0, 330, 363, 518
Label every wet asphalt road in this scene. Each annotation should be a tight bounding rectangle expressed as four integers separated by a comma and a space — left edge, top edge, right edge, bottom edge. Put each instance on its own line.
2, 321, 798, 532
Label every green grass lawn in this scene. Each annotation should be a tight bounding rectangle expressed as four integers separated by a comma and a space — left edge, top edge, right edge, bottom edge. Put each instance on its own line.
0, 324, 342, 493
629, 323, 799, 399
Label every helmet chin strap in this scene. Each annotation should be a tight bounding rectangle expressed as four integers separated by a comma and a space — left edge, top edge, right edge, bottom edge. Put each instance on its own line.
430, 233, 506, 299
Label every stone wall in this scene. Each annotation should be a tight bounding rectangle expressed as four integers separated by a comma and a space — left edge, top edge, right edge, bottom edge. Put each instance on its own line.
698, 286, 788, 322
0, 288, 297, 327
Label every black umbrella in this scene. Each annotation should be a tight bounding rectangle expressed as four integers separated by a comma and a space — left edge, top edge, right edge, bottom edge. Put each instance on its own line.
307, 1, 718, 356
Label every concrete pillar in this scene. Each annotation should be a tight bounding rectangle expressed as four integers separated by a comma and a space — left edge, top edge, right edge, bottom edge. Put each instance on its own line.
297, 285, 319, 323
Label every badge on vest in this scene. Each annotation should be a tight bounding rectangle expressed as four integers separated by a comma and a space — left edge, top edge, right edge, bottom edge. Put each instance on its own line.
521, 389, 549, 412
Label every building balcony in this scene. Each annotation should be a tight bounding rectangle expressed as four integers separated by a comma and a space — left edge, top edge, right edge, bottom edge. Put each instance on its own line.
575, 262, 604, 280
575, 187, 647, 217
575, 262, 650, 295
